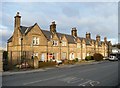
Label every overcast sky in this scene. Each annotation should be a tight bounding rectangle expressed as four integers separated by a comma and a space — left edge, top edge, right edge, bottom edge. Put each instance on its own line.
0, 1, 119, 50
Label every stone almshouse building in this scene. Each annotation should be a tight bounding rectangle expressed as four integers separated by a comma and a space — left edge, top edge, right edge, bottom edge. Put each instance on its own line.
7, 12, 112, 65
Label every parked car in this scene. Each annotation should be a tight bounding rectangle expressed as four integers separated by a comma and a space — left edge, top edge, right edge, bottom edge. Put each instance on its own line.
109, 55, 118, 61
56, 60, 62, 65
52, 59, 62, 65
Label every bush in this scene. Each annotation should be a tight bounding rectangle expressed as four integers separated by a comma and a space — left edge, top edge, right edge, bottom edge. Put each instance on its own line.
74, 58, 79, 62
93, 53, 103, 61
67, 60, 76, 64
85, 56, 94, 61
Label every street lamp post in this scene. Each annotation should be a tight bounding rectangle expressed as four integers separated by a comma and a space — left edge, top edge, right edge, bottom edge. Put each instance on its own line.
21, 36, 23, 68
47, 41, 48, 62
108, 42, 110, 57
31, 43, 34, 68
60, 41, 62, 61
50, 35, 54, 61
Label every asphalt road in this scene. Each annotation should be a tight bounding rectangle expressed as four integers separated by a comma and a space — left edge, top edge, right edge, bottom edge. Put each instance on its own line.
2, 61, 119, 87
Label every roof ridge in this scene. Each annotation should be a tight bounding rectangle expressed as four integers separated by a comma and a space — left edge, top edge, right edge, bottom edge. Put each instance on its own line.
20, 25, 28, 28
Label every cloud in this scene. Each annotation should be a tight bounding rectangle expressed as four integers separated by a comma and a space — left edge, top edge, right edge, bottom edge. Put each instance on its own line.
62, 6, 80, 17
1, 0, 119, 2
0, 25, 13, 49
1, 2, 118, 50
78, 14, 118, 38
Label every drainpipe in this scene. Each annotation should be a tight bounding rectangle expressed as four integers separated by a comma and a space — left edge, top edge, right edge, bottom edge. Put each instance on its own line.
47, 40, 48, 62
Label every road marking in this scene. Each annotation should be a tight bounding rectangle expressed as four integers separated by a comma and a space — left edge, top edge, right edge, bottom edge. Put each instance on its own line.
59, 76, 100, 86
23, 75, 66, 85
67, 78, 84, 83
89, 81, 100, 86
78, 80, 92, 86
78, 80, 100, 86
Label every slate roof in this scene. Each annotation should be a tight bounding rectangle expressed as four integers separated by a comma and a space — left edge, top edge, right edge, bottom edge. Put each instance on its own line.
20, 26, 27, 34
41, 30, 76, 44
7, 23, 102, 46
41, 30, 52, 40
65, 34, 76, 44
8, 24, 36, 42
20, 23, 36, 34
85, 39, 92, 45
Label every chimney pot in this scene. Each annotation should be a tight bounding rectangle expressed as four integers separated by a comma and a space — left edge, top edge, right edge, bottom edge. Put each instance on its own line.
50, 21, 56, 34
71, 27, 77, 37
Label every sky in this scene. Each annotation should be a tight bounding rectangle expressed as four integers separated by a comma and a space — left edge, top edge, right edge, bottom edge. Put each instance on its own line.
0, 0, 119, 50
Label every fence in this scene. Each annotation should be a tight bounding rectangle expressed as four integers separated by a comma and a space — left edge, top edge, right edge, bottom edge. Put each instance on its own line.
8, 51, 33, 70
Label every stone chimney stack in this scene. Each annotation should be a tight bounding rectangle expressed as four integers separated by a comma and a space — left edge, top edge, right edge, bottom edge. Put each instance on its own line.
104, 37, 107, 43
50, 21, 56, 34
86, 32, 91, 39
71, 27, 77, 37
14, 12, 21, 29
96, 35, 101, 42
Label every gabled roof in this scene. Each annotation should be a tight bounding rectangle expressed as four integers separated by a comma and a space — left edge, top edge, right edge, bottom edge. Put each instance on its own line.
20, 23, 36, 35
8, 23, 36, 43
41, 30, 52, 40
20, 26, 28, 34
77, 37, 95, 45
7, 23, 105, 45
85, 39, 92, 45
65, 34, 76, 44
24, 24, 36, 34
41, 30, 76, 44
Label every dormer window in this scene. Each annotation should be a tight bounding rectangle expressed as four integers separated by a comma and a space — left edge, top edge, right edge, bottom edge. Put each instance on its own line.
83, 44, 85, 48
53, 40, 58, 46
62, 41, 66, 46
77, 43, 81, 48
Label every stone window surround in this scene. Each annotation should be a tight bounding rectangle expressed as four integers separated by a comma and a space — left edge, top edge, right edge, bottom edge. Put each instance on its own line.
32, 36, 39, 45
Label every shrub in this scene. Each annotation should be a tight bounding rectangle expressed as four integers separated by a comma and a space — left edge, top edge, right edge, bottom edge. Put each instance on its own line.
67, 60, 76, 64
85, 56, 94, 61
74, 58, 79, 62
93, 53, 103, 61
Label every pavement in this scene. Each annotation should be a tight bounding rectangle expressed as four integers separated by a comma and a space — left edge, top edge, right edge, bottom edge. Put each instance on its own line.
2, 60, 119, 86
2, 60, 104, 76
